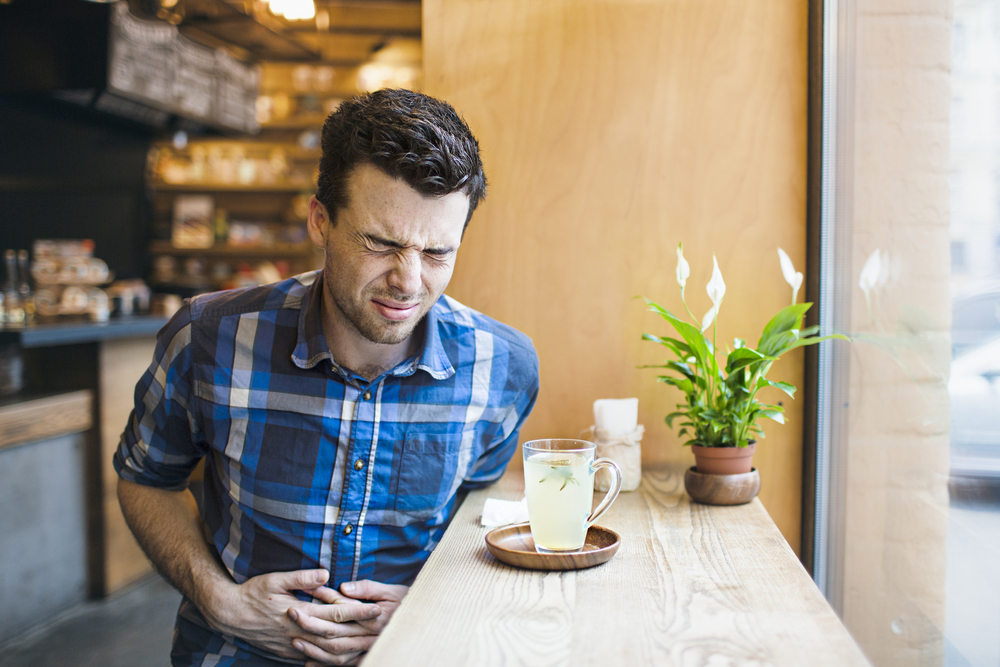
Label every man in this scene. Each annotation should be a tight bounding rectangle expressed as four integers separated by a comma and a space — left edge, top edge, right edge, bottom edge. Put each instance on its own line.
115, 89, 539, 667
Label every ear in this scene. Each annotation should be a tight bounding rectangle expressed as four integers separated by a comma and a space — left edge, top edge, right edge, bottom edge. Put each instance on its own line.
306, 196, 331, 248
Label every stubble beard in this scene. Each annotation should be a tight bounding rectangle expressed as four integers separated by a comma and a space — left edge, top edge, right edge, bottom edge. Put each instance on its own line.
329, 280, 430, 347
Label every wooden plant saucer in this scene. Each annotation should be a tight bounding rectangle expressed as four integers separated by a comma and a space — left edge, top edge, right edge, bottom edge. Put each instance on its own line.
684, 467, 761, 505
485, 523, 621, 571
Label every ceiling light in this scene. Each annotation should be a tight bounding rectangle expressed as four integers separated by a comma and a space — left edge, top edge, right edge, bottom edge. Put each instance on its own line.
268, 0, 314, 21
315, 8, 329, 31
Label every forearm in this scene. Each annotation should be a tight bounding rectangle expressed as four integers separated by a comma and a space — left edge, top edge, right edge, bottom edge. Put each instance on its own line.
116, 477, 237, 629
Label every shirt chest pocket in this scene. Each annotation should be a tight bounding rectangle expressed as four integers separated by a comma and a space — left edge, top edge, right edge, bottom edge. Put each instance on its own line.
392, 431, 468, 520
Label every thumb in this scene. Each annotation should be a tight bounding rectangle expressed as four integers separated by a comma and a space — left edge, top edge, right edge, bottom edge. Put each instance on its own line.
267, 569, 329, 592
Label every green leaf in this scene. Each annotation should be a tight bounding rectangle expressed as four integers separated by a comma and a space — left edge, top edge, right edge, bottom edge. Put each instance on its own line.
665, 411, 687, 428
757, 303, 812, 355
656, 376, 694, 394
782, 333, 852, 353
645, 300, 716, 376
759, 330, 800, 358
758, 409, 785, 424
756, 377, 797, 398
725, 347, 768, 374
666, 360, 696, 379
641, 333, 692, 357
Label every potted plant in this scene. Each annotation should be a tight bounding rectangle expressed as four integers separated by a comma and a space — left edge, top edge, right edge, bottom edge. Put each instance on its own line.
642, 245, 848, 504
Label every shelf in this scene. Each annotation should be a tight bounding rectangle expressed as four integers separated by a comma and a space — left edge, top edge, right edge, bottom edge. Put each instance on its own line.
260, 115, 328, 130
148, 182, 315, 193
149, 241, 316, 258
0, 315, 171, 349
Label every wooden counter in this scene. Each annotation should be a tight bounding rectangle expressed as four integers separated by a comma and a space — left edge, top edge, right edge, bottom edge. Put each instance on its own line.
364, 465, 870, 667
0, 326, 162, 598
0, 390, 92, 451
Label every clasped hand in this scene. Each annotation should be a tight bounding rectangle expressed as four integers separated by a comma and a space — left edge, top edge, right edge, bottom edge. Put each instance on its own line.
208, 569, 407, 667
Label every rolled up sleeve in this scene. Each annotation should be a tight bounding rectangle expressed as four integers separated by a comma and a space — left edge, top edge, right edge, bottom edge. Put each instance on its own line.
113, 303, 207, 491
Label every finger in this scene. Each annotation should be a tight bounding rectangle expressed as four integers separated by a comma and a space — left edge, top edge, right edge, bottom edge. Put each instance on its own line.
304, 586, 352, 604
267, 569, 329, 593
339, 580, 409, 603
295, 640, 361, 667
304, 655, 362, 667
293, 636, 377, 665
298, 600, 382, 624
287, 608, 372, 638
306, 655, 364, 667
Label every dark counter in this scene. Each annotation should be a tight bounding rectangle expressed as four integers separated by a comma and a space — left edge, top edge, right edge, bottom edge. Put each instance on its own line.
0, 315, 169, 349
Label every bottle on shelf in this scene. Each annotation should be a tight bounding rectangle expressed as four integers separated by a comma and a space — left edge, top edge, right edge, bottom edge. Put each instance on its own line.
3, 250, 24, 324
17, 250, 34, 324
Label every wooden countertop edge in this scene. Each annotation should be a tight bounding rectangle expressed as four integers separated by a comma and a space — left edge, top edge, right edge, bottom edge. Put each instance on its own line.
0, 390, 94, 451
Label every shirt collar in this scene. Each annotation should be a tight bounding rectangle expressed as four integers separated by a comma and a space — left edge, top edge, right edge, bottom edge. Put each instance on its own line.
291, 271, 455, 381
402, 303, 455, 380
292, 271, 334, 371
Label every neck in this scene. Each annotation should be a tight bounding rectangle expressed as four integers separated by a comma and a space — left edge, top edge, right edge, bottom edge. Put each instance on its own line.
321, 290, 420, 382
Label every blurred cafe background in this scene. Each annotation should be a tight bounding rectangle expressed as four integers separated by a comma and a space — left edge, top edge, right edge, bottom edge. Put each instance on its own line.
0, 0, 997, 666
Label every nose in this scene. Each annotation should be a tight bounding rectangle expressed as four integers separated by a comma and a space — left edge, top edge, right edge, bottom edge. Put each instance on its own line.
387, 250, 422, 296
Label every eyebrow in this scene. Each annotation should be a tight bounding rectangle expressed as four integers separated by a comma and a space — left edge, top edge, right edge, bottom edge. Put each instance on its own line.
363, 233, 455, 256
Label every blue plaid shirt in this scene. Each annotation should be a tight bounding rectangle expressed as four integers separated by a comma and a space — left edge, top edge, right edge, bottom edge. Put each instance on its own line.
114, 271, 539, 665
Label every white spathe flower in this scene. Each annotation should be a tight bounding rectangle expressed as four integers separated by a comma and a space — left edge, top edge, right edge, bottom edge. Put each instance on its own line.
707, 254, 726, 305
859, 249, 881, 300
676, 243, 690, 294
701, 255, 726, 332
777, 248, 804, 304
701, 304, 718, 332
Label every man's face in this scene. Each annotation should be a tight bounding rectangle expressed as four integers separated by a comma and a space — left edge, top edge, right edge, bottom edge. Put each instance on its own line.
307, 163, 470, 348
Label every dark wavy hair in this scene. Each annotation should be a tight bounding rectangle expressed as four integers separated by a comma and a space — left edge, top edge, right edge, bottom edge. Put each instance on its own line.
316, 89, 487, 232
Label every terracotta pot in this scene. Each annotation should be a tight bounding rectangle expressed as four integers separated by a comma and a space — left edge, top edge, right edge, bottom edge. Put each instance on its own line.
691, 443, 756, 475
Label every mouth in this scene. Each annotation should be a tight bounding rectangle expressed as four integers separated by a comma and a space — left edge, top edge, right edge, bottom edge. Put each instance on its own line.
371, 297, 420, 321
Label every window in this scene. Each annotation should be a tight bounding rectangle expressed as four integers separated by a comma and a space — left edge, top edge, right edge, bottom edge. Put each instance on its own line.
812, 2, 1000, 665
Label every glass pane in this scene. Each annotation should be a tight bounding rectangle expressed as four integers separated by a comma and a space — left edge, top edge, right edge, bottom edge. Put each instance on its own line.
824, 2, 1000, 666
947, 2, 1000, 665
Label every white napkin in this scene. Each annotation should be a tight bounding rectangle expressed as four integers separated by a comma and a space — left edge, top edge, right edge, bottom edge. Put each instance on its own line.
481, 497, 529, 527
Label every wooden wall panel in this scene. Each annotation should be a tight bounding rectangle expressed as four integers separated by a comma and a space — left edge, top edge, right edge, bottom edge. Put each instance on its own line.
100, 337, 158, 594
425, 0, 808, 551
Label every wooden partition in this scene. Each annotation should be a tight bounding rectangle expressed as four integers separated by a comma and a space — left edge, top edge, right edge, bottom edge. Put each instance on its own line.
425, 0, 809, 551
99, 337, 158, 594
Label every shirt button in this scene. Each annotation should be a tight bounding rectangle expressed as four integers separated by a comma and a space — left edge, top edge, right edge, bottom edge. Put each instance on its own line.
354, 458, 365, 471
344, 524, 354, 535
363, 391, 372, 400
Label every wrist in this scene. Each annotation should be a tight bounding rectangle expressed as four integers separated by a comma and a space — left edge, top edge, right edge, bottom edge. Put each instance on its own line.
192, 568, 242, 634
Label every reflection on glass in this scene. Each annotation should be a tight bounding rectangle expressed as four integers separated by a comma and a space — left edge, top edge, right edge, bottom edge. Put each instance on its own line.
947, 2, 1000, 666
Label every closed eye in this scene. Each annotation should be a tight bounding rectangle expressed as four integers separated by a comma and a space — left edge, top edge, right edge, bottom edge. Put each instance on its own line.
362, 233, 453, 260
424, 248, 454, 260
361, 234, 404, 253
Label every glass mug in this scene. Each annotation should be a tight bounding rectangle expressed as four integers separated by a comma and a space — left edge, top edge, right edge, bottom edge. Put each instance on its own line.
522, 439, 622, 553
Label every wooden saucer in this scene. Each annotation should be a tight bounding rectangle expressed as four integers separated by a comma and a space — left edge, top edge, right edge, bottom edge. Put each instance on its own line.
485, 523, 621, 571
684, 466, 761, 505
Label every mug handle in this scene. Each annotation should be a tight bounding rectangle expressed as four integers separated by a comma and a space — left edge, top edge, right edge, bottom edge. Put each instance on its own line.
586, 457, 622, 527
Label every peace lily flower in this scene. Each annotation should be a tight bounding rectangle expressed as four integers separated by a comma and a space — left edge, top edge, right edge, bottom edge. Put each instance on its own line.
701, 255, 726, 332
777, 248, 803, 305
642, 245, 851, 450
676, 244, 690, 296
